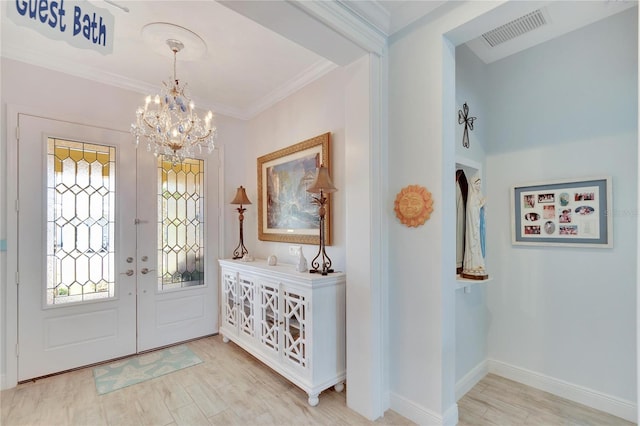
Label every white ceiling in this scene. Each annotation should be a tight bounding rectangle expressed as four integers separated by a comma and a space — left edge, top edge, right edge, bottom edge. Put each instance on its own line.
1, 1, 636, 120
1, 0, 338, 119
464, 0, 637, 64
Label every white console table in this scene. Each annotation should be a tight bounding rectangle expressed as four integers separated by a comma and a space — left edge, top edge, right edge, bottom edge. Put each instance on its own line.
219, 259, 346, 406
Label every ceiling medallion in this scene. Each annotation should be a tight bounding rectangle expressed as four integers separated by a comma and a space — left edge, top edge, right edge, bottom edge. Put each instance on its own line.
140, 22, 207, 61
394, 185, 434, 227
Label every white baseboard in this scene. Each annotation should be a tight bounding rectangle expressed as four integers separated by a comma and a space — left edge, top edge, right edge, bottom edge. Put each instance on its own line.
389, 359, 636, 424
390, 392, 458, 425
488, 359, 637, 423
456, 360, 489, 400
442, 403, 459, 426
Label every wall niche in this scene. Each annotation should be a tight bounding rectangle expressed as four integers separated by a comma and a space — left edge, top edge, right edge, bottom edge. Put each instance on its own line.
456, 157, 490, 292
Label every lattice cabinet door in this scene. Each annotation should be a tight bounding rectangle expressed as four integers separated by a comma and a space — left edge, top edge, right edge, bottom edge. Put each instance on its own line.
238, 276, 256, 339
222, 271, 238, 331
258, 281, 280, 356
219, 259, 345, 407
282, 286, 309, 371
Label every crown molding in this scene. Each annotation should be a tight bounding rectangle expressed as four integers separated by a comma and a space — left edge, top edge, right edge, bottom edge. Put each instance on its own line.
2, 46, 336, 121
2, 0, 388, 121
2, 45, 153, 96
337, 0, 391, 36
292, 0, 387, 56
244, 59, 338, 119
3, 45, 249, 119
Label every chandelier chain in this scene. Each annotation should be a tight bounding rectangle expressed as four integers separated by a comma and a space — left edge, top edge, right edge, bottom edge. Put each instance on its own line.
173, 48, 178, 83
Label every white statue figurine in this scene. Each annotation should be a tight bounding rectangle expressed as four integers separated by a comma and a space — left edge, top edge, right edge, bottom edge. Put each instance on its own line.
462, 173, 488, 280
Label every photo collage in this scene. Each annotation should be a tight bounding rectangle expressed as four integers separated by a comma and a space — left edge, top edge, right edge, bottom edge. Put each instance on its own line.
520, 186, 600, 239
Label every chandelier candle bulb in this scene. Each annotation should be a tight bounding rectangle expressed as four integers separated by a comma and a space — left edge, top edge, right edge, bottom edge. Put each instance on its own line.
131, 37, 217, 164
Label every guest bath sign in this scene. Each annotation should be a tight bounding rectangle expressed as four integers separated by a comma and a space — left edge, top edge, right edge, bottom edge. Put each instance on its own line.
7, 0, 114, 54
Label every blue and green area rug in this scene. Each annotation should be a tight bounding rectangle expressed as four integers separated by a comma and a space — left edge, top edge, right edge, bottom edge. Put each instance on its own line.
93, 345, 202, 395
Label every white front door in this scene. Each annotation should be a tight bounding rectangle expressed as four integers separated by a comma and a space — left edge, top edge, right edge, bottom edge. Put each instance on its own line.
135, 135, 219, 352
16, 114, 218, 381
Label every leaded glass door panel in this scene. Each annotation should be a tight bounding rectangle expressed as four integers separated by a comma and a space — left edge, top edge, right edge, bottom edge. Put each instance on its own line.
17, 115, 137, 381
135, 140, 218, 352
17, 114, 219, 380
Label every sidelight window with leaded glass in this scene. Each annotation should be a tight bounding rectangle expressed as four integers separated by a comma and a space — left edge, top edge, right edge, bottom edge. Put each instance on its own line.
46, 138, 116, 305
158, 157, 205, 291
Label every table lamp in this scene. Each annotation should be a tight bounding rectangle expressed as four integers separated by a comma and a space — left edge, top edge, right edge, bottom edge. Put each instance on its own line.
306, 165, 337, 275
231, 186, 251, 259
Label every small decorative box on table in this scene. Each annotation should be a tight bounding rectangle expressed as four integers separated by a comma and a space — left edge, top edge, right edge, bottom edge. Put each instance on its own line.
219, 259, 346, 406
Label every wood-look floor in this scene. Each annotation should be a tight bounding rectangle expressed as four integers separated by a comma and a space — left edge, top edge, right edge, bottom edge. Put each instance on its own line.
0, 335, 633, 425
457, 374, 634, 426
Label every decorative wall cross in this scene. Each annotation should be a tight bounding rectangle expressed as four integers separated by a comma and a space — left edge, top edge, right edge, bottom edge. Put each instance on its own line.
458, 102, 476, 148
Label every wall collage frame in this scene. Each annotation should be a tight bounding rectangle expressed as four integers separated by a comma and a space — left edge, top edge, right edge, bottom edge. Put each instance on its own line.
511, 176, 612, 248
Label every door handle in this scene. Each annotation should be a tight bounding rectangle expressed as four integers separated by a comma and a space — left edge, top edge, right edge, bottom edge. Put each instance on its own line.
141, 268, 155, 275
120, 269, 134, 276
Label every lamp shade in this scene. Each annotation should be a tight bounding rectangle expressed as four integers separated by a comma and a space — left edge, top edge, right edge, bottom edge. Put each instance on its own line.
231, 186, 252, 205
307, 165, 337, 194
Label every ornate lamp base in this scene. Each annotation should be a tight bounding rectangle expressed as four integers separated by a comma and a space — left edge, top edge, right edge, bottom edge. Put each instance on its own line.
309, 203, 333, 275
233, 206, 248, 259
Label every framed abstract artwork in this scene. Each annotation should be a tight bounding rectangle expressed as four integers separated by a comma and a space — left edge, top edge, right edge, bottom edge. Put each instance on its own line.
511, 176, 612, 247
257, 133, 331, 245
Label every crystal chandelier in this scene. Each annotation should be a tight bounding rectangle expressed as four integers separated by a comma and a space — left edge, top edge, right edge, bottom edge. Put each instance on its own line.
131, 39, 216, 163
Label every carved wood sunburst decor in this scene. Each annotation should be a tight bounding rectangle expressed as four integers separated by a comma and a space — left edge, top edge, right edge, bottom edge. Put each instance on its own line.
394, 185, 434, 227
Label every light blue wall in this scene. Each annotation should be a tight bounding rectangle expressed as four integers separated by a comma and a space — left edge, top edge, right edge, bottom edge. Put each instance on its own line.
454, 44, 489, 385
486, 8, 637, 402
387, 2, 505, 420
455, 44, 488, 163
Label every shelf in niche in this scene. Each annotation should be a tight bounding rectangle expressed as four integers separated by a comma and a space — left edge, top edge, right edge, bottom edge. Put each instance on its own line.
455, 275, 492, 293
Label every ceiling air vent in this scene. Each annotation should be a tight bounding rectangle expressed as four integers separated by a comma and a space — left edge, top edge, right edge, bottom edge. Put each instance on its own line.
482, 9, 547, 47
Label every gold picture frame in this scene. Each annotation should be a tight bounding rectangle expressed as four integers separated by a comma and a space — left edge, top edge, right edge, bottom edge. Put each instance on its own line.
257, 133, 331, 245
